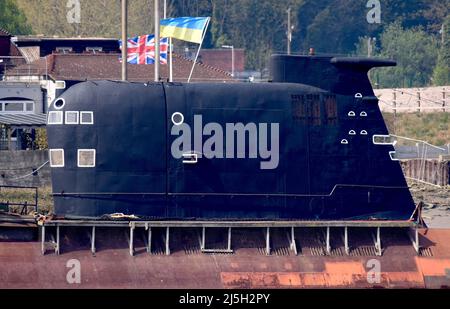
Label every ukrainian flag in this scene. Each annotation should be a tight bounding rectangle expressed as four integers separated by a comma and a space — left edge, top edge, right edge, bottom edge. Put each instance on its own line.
160, 17, 210, 44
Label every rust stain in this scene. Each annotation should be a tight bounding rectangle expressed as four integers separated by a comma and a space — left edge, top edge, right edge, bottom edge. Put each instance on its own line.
297, 273, 327, 287
416, 258, 450, 276
420, 229, 450, 257
385, 272, 425, 288
325, 261, 365, 275
221, 271, 428, 288
277, 273, 301, 286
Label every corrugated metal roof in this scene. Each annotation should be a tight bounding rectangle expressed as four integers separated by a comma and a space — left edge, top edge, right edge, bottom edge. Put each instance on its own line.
18, 47, 40, 63
0, 113, 46, 127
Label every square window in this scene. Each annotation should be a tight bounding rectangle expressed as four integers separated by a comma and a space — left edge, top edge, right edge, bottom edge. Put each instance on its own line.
49, 149, 64, 167
4, 102, 23, 112
80, 111, 94, 124
78, 149, 96, 167
26, 103, 34, 112
48, 111, 63, 124
65, 111, 79, 124
373, 135, 394, 145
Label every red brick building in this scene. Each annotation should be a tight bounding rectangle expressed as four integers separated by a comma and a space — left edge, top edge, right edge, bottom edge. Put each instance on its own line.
199, 48, 245, 75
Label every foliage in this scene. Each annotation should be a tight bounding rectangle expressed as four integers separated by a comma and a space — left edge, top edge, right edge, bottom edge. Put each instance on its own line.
0, 0, 32, 34
11, 0, 450, 75
35, 128, 48, 150
433, 16, 450, 86
383, 112, 450, 146
14, 0, 167, 38
357, 22, 440, 88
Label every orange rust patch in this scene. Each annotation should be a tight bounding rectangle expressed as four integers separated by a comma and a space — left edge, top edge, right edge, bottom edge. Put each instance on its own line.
297, 273, 327, 287
416, 258, 450, 276
420, 229, 450, 257
384, 272, 425, 288
221, 271, 426, 288
325, 261, 365, 275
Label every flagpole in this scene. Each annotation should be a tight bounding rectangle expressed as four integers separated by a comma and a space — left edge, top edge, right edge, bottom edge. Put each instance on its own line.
121, 0, 128, 81
169, 37, 173, 82
154, 0, 160, 82
187, 17, 210, 83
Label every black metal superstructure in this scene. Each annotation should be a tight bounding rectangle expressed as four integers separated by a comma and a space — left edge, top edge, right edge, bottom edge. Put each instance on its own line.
46, 54, 416, 220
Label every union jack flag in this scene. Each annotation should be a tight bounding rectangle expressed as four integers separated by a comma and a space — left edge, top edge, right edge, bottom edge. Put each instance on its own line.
119, 35, 168, 65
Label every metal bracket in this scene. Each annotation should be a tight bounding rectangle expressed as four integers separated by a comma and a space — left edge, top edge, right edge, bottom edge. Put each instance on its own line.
372, 227, 382, 256
41, 225, 46, 255
89, 226, 96, 255
129, 223, 135, 256
289, 227, 298, 255
55, 225, 60, 255
325, 226, 331, 255
408, 227, 420, 255
164, 227, 170, 255
343, 226, 349, 255
144, 223, 152, 254
200, 227, 233, 253
265, 227, 271, 256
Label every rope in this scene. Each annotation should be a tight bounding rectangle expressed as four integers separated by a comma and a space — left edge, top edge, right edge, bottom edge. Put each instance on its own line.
393, 89, 447, 106
6, 160, 49, 180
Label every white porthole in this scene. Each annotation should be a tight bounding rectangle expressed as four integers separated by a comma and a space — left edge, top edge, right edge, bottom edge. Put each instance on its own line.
53, 98, 65, 110
48, 111, 63, 125
171, 112, 184, 126
341, 139, 349, 145
354, 93, 363, 99
360, 130, 368, 135
348, 111, 356, 117
80, 111, 94, 124
349, 130, 356, 135
78, 149, 96, 168
360, 111, 368, 117
65, 111, 79, 124
49, 149, 64, 167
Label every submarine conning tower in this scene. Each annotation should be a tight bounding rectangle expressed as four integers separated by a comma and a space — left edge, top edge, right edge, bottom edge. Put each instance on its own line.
270, 54, 396, 95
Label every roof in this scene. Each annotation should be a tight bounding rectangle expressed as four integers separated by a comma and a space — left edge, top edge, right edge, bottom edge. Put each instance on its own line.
0, 28, 12, 37
0, 113, 47, 127
14, 36, 118, 42
5, 53, 233, 82
199, 48, 246, 73
18, 46, 40, 63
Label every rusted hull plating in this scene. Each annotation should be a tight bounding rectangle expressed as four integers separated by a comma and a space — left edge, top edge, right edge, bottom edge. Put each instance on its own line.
0, 227, 449, 289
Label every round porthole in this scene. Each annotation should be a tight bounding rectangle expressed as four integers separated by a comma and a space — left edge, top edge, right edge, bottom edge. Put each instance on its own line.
54, 98, 65, 109
171, 112, 184, 126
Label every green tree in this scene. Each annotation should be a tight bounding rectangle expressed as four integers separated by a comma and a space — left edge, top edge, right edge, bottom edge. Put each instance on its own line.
0, 0, 32, 34
433, 16, 450, 86
15, 0, 160, 38
371, 22, 439, 88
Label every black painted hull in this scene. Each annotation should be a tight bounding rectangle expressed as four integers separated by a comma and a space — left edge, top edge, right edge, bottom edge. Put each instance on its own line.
47, 55, 416, 220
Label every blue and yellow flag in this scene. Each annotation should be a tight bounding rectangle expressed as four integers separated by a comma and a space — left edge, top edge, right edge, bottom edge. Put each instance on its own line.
160, 17, 210, 44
